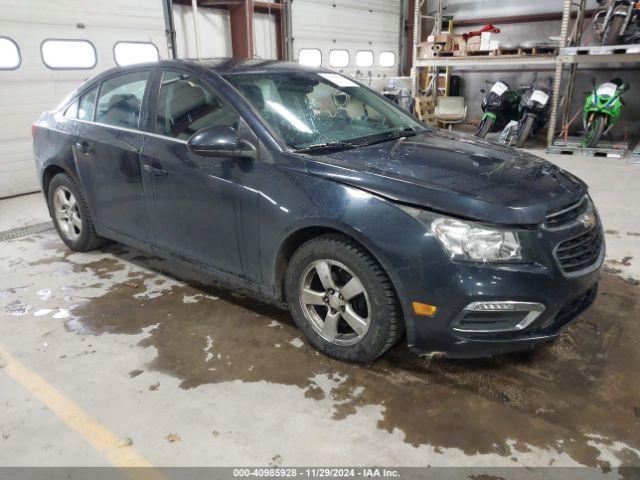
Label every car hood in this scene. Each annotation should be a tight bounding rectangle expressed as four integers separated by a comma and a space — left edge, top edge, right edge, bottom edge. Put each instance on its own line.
302, 130, 587, 225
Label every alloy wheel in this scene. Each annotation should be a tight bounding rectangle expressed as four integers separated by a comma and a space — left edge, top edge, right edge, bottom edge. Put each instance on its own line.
299, 259, 371, 346
53, 186, 82, 242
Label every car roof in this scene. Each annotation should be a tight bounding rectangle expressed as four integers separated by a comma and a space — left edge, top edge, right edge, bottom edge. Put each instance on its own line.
103, 58, 328, 76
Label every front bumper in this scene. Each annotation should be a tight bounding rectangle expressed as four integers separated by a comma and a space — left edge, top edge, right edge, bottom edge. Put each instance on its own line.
392, 232, 603, 359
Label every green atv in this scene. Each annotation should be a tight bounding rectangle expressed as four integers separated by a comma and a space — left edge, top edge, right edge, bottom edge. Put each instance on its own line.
582, 78, 630, 148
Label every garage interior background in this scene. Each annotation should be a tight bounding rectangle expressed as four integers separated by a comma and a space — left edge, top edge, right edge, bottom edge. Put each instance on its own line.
1, 0, 639, 198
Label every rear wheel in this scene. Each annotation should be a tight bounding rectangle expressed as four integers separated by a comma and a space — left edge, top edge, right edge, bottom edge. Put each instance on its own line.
583, 115, 607, 148
285, 234, 403, 363
475, 116, 495, 138
515, 115, 536, 148
48, 173, 103, 251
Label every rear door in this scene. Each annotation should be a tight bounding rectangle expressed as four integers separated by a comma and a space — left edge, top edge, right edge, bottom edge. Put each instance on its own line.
73, 70, 153, 244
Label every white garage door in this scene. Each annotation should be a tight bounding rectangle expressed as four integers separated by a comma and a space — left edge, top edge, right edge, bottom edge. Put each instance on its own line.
292, 0, 400, 85
0, 0, 168, 198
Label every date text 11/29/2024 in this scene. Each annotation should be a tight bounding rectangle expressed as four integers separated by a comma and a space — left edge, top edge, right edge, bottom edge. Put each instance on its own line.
232, 468, 400, 478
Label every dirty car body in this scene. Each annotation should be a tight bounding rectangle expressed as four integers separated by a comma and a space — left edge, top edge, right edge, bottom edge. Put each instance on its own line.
33, 59, 604, 360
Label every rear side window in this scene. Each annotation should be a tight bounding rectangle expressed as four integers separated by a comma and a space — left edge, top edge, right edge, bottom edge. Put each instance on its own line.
156, 70, 239, 140
41, 39, 96, 70
0, 37, 21, 70
96, 71, 150, 130
64, 101, 78, 119
78, 86, 98, 121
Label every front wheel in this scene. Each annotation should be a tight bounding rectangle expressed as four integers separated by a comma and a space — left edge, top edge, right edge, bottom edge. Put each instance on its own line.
583, 115, 607, 148
475, 116, 495, 138
285, 234, 403, 363
515, 115, 536, 148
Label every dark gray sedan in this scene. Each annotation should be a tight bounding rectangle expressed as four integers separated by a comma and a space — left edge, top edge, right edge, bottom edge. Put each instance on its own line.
33, 59, 603, 362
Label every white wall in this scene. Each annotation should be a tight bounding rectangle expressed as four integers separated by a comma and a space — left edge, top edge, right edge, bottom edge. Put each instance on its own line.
0, 0, 169, 198
292, 0, 401, 88
173, 4, 232, 59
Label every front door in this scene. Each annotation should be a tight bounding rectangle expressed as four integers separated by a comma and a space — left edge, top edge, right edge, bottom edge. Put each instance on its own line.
141, 69, 255, 278
73, 70, 152, 243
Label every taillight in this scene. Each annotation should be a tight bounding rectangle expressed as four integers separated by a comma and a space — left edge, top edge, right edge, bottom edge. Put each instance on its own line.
31, 123, 38, 139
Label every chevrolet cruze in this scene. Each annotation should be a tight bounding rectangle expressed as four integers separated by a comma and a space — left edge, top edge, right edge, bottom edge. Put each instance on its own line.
33, 59, 604, 362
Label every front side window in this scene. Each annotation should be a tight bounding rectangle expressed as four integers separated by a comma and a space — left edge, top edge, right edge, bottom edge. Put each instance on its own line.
41, 39, 96, 69
114, 42, 159, 66
226, 71, 425, 150
96, 71, 150, 129
156, 71, 239, 140
0, 37, 21, 70
78, 86, 98, 121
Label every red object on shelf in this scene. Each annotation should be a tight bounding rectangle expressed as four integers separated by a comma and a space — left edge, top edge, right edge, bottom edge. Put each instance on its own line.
462, 24, 501, 40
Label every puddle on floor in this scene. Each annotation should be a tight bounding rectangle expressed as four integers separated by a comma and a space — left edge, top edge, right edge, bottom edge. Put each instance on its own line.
4, 234, 640, 468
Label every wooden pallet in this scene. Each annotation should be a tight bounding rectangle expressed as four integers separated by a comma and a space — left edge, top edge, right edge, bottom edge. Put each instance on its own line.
496, 46, 558, 56
562, 44, 640, 56
547, 136, 629, 158
465, 46, 557, 57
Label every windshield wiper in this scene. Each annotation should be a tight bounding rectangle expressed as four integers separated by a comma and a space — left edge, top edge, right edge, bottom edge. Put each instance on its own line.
351, 128, 421, 147
296, 141, 356, 153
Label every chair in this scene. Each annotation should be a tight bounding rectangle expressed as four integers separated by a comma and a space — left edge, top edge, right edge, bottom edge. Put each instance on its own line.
434, 96, 467, 129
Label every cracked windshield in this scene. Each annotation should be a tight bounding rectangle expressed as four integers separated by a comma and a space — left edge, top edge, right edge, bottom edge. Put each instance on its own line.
226, 72, 425, 151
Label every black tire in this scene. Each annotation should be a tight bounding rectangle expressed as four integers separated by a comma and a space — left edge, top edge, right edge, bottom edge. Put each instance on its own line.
475, 116, 495, 138
602, 15, 625, 46
515, 115, 536, 148
47, 173, 103, 251
584, 115, 607, 148
285, 234, 404, 363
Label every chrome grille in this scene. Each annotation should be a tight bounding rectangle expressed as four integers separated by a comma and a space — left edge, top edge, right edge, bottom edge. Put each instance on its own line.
555, 227, 603, 274
545, 196, 589, 229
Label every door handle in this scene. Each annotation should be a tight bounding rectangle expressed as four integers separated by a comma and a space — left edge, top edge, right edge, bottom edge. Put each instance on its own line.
143, 163, 168, 178
74, 141, 91, 154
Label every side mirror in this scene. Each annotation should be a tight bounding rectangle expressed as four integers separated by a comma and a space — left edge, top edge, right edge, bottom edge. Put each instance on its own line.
187, 125, 257, 159
620, 83, 630, 93
480, 88, 486, 94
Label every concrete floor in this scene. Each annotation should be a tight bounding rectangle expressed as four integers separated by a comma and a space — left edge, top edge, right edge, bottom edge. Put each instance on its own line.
0, 150, 639, 471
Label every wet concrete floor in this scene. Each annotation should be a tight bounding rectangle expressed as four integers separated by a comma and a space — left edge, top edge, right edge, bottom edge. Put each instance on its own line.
0, 232, 639, 468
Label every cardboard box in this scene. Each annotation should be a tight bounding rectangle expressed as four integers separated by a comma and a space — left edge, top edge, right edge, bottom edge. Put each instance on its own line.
480, 32, 499, 51
466, 36, 481, 52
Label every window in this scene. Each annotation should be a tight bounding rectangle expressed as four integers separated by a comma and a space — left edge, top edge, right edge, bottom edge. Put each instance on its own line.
356, 50, 374, 68
63, 101, 78, 119
225, 72, 424, 150
96, 71, 150, 129
298, 49, 322, 68
156, 71, 239, 140
379, 51, 396, 68
0, 37, 20, 70
114, 42, 159, 67
78, 86, 98, 121
329, 50, 349, 68
41, 39, 96, 69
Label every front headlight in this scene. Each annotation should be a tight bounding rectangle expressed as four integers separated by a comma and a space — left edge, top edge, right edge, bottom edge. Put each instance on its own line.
398, 205, 523, 263
431, 217, 522, 262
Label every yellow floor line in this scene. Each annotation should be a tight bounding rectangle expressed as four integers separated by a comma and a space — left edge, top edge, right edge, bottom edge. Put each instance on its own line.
0, 344, 166, 480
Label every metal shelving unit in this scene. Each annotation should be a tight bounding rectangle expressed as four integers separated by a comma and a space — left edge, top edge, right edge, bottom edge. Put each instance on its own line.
411, 0, 639, 155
